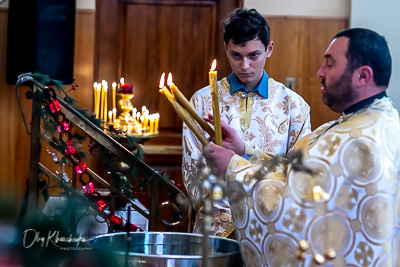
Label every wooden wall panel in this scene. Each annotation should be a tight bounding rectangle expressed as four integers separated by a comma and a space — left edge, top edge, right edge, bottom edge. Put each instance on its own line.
95, 0, 243, 135
265, 16, 348, 129
122, 4, 216, 128
0, 9, 31, 200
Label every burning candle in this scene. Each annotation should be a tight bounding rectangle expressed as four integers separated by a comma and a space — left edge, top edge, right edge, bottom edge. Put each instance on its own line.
167, 73, 214, 137
100, 81, 106, 120
112, 82, 117, 111
209, 59, 222, 146
93, 82, 98, 118
93, 82, 98, 116
103, 83, 108, 122
140, 115, 145, 133
108, 110, 112, 124
96, 83, 101, 119
159, 73, 208, 145
120, 77, 133, 94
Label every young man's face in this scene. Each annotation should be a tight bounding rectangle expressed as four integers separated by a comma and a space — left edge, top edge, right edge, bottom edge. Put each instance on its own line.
317, 37, 359, 113
225, 38, 273, 91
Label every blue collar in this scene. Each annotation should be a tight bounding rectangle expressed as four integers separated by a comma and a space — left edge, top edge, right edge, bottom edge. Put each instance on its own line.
227, 70, 269, 99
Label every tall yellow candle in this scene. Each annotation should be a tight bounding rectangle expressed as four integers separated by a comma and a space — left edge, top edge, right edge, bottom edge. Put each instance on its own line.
93, 82, 98, 116
112, 82, 117, 111
100, 82, 105, 120
95, 83, 101, 119
103, 84, 108, 122
155, 113, 160, 133
149, 114, 154, 133
167, 73, 215, 138
209, 59, 222, 146
112, 108, 117, 124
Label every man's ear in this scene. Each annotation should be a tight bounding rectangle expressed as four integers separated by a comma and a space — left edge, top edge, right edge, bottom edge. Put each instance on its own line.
266, 41, 274, 58
357, 66, 373, 86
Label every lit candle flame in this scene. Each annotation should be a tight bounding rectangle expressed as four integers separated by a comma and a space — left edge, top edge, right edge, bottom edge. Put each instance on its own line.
167, 72, 173, 87
159, 73, 165, 88
112, 82, 117, 89
93, 82, 98, 89
120, 77, 125, 86
211, 59, 217, 71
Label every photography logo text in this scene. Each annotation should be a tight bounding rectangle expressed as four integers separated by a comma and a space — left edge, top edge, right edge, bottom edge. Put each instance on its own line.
22, 228, 92, 250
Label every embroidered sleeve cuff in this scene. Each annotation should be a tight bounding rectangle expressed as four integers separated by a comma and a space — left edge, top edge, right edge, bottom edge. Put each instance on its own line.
226, 154, 249, 182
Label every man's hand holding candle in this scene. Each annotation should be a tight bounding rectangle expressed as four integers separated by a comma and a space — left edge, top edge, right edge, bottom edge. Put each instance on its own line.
203, 114, 245, 156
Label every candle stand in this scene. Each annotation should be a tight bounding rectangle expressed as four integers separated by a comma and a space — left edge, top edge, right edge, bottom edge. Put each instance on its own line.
118, 93, 134, 122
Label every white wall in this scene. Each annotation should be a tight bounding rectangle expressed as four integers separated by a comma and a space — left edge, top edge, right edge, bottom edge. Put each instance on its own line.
351, 0, 400, 109
244, 0, 350, 18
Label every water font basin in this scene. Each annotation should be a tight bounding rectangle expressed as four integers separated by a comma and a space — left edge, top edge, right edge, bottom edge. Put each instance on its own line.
91, 232, 243, 267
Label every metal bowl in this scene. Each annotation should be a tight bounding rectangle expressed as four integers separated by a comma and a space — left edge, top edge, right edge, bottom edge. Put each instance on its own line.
90, 232, 243, 267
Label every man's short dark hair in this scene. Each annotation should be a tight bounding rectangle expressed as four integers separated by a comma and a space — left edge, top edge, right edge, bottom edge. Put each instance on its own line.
334, 28, 392, 87
223, 8, 270, 50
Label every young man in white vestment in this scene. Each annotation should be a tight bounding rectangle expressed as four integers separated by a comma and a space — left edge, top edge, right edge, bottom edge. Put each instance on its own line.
204, 28, 400, 266
182, 8, 311, 238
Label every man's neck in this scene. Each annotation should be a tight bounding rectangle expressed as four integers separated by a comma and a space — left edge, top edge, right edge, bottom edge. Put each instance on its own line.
343, 91, 387, 114
242, 80, 260, 92
241, 72, 264, 92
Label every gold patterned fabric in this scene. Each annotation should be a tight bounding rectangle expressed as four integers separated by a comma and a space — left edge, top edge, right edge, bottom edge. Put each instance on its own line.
226, 97, 400, 266
182, 77, 311, 236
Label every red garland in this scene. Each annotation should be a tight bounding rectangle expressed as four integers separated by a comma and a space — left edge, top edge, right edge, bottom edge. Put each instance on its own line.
44, 86, 143, 232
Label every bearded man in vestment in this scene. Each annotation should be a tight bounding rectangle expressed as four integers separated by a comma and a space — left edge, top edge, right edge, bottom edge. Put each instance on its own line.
204, 28, 400, 266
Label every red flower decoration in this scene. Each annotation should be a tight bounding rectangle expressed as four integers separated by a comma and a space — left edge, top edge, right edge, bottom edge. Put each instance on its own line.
49, 100, 61, 113
74, 162, 87, 174
82, 181, 94, 194
97, 200, 107, 211
109, 214, 122, 224
129, 224, 142, 232
62, 121, 69, 131
65, 140, 76, 155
